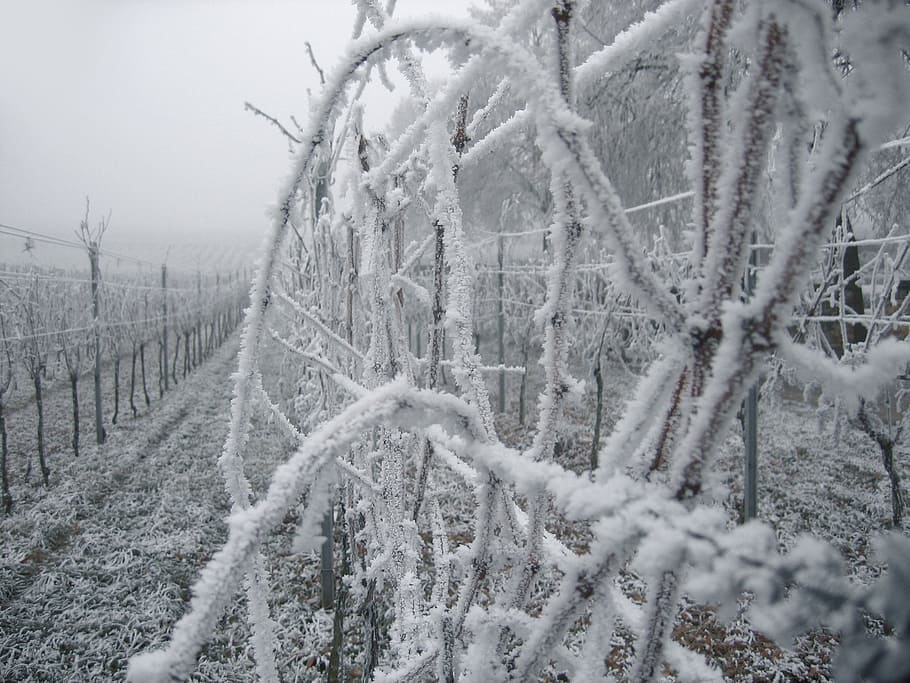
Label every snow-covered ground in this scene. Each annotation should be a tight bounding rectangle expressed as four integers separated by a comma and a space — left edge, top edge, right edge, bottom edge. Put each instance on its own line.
1, 341, 907, 681
1, 338, 320, 680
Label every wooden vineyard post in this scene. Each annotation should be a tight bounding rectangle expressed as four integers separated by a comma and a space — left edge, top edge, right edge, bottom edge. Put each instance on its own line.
141, 291, 151, 406
0, 317, 13, 512
313, 152, 335, 611
743, 234, 758, 521
161, 264, 169, 393
89, 241, 106, 444
78, 200, 109, 445
497, 218, 506, 414
320, 509, 334, 610
744, 384, 758, 521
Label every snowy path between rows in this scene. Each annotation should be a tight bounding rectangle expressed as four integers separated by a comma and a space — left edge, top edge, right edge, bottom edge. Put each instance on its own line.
0, 337, 321, 682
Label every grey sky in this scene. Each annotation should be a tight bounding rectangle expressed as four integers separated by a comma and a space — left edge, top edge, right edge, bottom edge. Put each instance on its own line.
0, 0, 471, 272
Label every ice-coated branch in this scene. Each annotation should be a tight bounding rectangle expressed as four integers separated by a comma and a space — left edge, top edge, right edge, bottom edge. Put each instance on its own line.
304, 41, 326, 86
510, 535, 629, 680
389, 273, 430, 308
574, 0, 700, 94
670, 117, 864, 498
505, 1, 585, 639
424, 107, 509, 667
699, 14, 789, 323
244, 101, 302, 145
427, 119, 497, 435
526, 0, 583, 469
395, 232, 435, 279
252, 373, 302, 442
127, 380, 490, 682
630, 570, 681, 683
865, 239, 910, 346
419, 359, 526, 375
460, 109, 531, 170
277, 291, 364, 362
750, 116, 864, 328
466, 78, 511, 139
685, 0, 734, 265
269, 329, 344, 377
425, 426, 574, 564
844, 154, 910, 205
367, 0, 553, 183
776, 334, 910, 414
595, 338, 687, 479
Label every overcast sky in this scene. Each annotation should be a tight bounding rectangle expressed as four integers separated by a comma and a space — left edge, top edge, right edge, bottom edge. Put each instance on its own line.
0, 0, 472, 273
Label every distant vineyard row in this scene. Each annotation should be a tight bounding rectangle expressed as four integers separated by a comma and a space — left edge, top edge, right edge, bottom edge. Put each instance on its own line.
0, 260, 249, 512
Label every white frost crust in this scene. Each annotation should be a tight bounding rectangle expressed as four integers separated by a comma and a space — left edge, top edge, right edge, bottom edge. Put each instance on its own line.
776, 335, 910, 414
574, 0, 701, 92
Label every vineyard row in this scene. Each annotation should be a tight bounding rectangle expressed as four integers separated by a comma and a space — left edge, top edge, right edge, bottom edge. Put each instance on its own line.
0, 261, 250, 513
